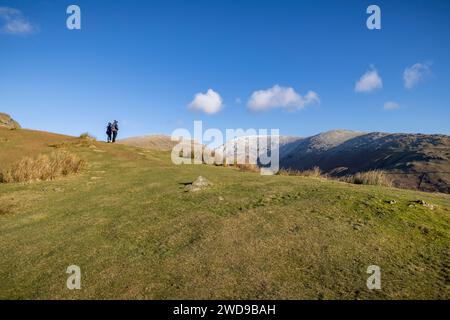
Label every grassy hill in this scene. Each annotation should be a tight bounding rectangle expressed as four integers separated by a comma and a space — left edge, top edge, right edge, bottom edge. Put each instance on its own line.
0, 127, 449, 299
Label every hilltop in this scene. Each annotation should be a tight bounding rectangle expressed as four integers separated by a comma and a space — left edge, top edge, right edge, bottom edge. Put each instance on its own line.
0, 126, 449, 299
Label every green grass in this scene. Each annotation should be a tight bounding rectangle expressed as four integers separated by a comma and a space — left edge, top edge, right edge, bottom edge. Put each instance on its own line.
0, 128, 449, 299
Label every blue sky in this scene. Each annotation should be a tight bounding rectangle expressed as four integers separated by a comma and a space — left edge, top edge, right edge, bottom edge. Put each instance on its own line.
1, 0, 449, 140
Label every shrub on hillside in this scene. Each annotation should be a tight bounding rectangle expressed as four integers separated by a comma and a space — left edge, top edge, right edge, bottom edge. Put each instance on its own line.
0, 150, 85, 183
79, 132, 96, 140
342, 170, 392, 187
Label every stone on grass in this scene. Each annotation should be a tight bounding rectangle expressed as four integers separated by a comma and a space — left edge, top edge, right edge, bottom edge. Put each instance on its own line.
415, 200, 435, 210
408, 200, 435, 210
184, 176, 213, 192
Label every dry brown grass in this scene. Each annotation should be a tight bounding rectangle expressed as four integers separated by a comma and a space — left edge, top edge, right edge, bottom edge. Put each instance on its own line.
49, 135, 96, 149
234, 163, 260, 173
278, 166, 324, 178
0, 150, 85, 183
221, 158, 261, 173
119, 135, 178, 151
342, 170, 393, 187
0, 127, 73, 167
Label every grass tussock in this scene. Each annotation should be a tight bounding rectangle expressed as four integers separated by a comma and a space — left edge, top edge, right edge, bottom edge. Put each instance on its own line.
49, 134, 96, 149
79, 132, 96, 140
342, 170, 393, 187
278, 166, 325, 178
221, 158, 261, 173
0, 150, 85, 183
234, 163, 260, 173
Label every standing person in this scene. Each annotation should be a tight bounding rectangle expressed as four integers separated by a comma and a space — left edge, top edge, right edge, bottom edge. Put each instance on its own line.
106, 122, 112, 143
111, 120, 119, 143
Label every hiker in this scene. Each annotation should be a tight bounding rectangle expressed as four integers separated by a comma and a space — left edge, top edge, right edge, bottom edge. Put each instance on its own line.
106, 122, 112, 143
111, 120, 119, 143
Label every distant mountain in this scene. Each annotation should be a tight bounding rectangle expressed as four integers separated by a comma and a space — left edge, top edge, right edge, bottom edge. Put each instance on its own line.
212, 130, 450, 193
216, 135, 303, 162
280, 129, 367, 170
280, 130, 450, 193
0, 113, 20, 129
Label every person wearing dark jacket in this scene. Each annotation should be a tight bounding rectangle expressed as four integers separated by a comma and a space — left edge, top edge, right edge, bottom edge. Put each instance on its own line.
106, 122, 112, 143
111, 120, 119, 143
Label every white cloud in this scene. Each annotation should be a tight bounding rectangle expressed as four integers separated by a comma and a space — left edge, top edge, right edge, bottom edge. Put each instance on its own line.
247, 85, 320, 111
188, 89, 223, 114
0, 7, 37, 35
403, 63, 431, 89
384, 101, 400, 110
355, 67, 383, 93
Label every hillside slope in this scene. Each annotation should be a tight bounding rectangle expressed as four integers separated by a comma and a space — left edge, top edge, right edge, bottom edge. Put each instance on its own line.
0, 128, 449, 299
118, 135, 178, 151
0, 127, 76, 169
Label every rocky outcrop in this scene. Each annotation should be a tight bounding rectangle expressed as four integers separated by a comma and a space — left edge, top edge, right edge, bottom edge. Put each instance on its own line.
0, 113, 20, 129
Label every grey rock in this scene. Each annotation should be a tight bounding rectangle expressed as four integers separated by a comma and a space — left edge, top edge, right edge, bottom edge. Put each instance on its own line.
184, 176, 213, 192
